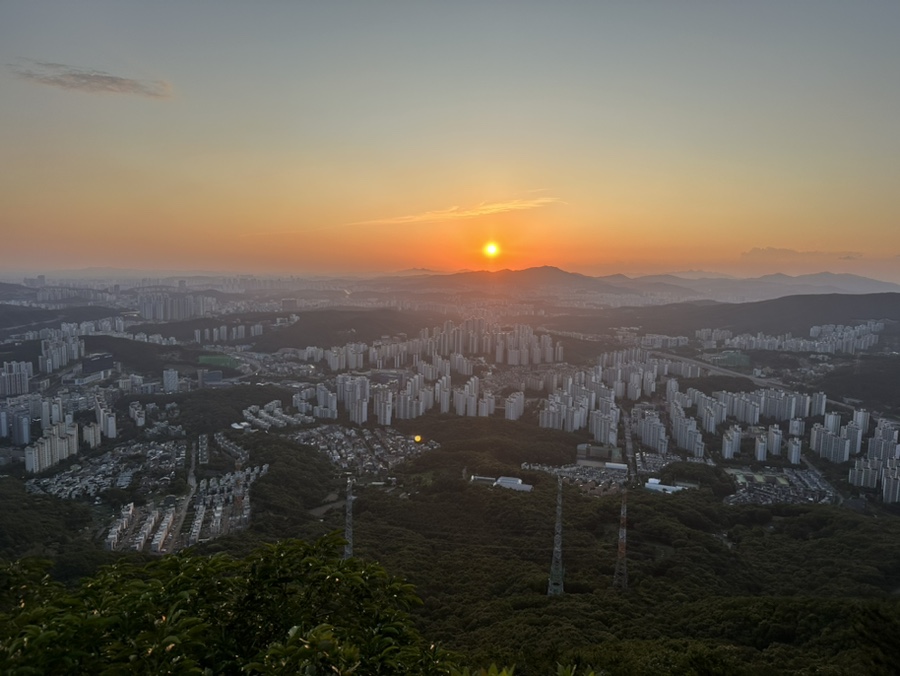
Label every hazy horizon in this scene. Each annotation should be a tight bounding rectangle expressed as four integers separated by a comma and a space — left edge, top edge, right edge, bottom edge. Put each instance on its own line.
3, 3, 899, 280
3, 263, 900, 288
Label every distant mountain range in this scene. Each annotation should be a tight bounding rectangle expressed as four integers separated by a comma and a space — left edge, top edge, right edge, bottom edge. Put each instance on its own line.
3, 266, 899, 306
356, 266, 900, 303
631, 271, 900, 301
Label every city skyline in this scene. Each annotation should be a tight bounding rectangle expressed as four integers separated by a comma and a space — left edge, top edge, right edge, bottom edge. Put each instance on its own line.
3, 2, 900, 281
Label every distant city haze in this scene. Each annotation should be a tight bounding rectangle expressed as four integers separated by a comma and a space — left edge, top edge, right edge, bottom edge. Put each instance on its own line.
2, 3, 899, 281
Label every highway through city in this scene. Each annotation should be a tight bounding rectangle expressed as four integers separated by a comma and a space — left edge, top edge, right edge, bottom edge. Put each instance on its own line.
647, 350, 858, 413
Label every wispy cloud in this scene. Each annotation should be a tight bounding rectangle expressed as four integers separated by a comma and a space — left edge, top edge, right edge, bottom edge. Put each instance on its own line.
11, 60, 172, 98
237, 195, 564, 238
347, 196, 563, 226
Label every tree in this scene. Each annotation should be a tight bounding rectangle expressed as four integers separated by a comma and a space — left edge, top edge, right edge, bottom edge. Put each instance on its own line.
0, 533, 458, 674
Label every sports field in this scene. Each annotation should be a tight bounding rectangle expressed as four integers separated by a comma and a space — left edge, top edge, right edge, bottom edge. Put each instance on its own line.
198, 354, 240, 369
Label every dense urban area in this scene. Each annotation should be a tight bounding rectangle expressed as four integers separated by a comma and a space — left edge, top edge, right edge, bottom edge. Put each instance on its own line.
2, 269, 900, 673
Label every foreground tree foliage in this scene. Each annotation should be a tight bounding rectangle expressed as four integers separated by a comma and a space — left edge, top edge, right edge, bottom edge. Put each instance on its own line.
0, 534, 459, 674
5, 498, 900, 674
8, 411, 900, 673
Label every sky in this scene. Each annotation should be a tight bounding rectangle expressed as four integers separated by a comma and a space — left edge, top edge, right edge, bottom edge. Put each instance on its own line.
2, 1, 900, 281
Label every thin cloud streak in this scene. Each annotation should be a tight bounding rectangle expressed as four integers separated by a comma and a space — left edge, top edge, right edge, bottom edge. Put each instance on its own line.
347, 196, 564, 226
240, 196, 564, 238
11, 60, 172, 98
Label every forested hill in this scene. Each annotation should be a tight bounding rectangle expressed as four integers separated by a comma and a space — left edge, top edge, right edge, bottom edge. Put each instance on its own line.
0, 282, 33, 302
253, 308, 449, 352
5, 412, 900, 672
3, 525, 900, 674
545, 293, 900, 336
348, 472, 900, 673
0, 305, 117, 338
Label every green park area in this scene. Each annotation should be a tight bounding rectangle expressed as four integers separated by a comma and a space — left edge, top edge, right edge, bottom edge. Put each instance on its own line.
198, 354, 241, 369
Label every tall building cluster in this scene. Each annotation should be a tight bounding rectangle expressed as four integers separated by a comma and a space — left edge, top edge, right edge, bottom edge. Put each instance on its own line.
721, 321, 883, 354
451, 376, 495, 417
663, 379, 822, 465
695, 328, 734, 348
395, 373, 437, 419
539, 366, 620, 436
3, 392, 82, 447
163, 369, 179, 394
639, 334, 690, 349
722, 425, 742, 460
0, 361, 33, 397
193, 324, 263, 344
635, 407, 669, 454
0, 402, 36, 446
291, 369, 508, 425
505, 391, 526, 422
288, 320, 564, 373
533, 349, 713, 447
336, 374, 370, 425
138, 293, 217, 320
720, 425, 801, 464
94, 400, 118, 442
312, 383, 338, 419
24, 421, 79, 474
281, 320, 565, 427
534, 350, 704, 444
1, 387, 118, 472
669, 402, 706, 458
326, 344, 367, 371
848, 420, 900, 502
39, 336, 85, 374
239, 400, 311, 430
809, 415, 864, 464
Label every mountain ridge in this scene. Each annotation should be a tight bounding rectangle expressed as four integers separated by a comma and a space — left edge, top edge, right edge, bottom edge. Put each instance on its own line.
351, 266, 900, 303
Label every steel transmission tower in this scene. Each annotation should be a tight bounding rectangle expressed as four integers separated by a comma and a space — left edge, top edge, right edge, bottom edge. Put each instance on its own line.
343, 478, 354, 559
612, 489, 628, 590
547, 476, 565, 596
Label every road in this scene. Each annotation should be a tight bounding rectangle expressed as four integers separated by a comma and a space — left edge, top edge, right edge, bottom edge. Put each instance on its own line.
647, 350, 784, 389
622, 419, 636, 479
648, 350, 857, 412
165, 444, 197, 553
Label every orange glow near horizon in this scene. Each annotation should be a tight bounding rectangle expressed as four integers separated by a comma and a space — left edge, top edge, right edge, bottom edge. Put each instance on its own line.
3, 5, 900, 282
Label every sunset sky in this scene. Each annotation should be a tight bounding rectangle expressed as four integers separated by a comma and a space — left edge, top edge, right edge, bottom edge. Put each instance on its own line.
3, 2, 900, 280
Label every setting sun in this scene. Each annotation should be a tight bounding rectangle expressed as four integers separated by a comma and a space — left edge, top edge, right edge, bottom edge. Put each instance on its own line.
483, 242, 500, 258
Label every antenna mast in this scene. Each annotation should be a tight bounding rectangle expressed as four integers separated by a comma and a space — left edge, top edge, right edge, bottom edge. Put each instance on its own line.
612, 489, 628, 590
343, 478, 354, 559
547, 475, 564, 596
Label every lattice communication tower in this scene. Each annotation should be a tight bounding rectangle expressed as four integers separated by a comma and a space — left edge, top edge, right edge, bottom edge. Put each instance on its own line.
547, 476, 565, 596
612, 489, 628, 591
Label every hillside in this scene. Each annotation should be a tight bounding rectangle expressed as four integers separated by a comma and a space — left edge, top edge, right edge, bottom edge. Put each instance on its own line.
252, 308, 450, 352
339, 421, 900, 674
545, 293, 900, 336
0, 305, 117, 338
5, 410, 900, 672
123, 384, 294, 437
813, 355, 900, 413
128, 312, 281, 342
83, 335, 241, 378
0, 340, 42, 368
0, 282, 34, 302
